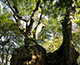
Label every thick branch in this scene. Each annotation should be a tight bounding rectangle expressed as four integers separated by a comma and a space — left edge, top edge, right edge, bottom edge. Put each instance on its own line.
29, 0, 41, 29
26, 0, 41, 37
35, 10, 45, 39
62, 2, 76, 43
25, 0, 41, 45
31, 0, 41, 19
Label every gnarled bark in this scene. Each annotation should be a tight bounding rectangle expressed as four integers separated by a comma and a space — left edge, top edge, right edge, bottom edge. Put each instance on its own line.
10, 44, 47, 65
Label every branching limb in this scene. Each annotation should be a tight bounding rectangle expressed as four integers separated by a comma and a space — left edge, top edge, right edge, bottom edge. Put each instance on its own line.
25, 0, 41, 45
26, 0, 41, 36
35, 9, 45, 40
6, 0, 26, 36
13, 15, 26, 36
6, 0, 29, 22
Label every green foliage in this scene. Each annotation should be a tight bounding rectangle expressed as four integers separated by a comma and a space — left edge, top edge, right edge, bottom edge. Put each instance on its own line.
58, 0, 73, 8
0, 14, 21, 35
42, 36, 63, 52
77, 0, 80, 8
0, 0, 80, 64
73, 32, 80, 64
73, 32, 80, 53
74, 10, 80, 26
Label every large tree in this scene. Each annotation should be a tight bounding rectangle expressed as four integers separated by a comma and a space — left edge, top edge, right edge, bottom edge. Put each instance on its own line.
0, 0, 79, 65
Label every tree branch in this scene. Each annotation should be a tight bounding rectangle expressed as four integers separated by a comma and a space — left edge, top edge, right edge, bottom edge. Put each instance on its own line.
6, 0, 29, 22
6, 0, 27, 36
26, 0, 41, 36
29, 0, 41, 28
35, 10, 45, 39
6, 0, 15, 13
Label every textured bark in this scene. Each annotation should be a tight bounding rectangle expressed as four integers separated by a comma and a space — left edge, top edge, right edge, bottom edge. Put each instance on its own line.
48, 2, 79, 65
10, 44, 47, 65
25, 0, 41, 45
35, 10, 45, 40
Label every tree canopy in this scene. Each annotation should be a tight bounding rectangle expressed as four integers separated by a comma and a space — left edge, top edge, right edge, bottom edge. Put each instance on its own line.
0, 0, 80, 65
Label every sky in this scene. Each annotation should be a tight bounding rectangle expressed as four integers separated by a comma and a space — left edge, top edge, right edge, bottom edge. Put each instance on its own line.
0, 1, 3, 13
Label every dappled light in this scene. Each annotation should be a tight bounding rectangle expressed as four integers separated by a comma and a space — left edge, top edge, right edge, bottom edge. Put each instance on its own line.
0, 0, 80, 65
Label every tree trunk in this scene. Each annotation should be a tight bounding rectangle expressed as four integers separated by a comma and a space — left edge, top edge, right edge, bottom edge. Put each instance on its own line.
48, 3, 79, 65
10, 44, 47, 65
